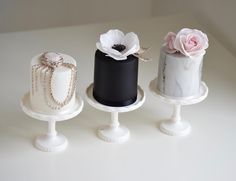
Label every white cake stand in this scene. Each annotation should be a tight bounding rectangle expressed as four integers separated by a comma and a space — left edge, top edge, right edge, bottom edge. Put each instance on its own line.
86, 83, 145, 143
149, 78, 208, 136
21, 92, 84, 152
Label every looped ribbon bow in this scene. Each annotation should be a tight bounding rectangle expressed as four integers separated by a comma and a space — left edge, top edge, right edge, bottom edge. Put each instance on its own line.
133, 47, 152, 62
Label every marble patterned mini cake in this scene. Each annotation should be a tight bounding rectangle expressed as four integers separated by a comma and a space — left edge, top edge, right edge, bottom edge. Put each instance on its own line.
30, 52, 77, 114
157, 28, 209, 98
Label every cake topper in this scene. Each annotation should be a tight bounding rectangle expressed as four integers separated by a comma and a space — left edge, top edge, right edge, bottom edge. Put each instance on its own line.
163, 28, 209, 58
41, 52, 64, 68
96, 29, 151, 61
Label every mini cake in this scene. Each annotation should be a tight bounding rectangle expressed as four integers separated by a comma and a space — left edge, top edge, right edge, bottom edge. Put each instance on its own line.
157, 28, 209, 98
30, 52, 77, 114
93, 29, 144, 107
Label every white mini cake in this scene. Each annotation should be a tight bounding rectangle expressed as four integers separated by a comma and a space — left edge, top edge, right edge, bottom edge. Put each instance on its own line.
157, 28, 208, 98
30, 52, 77, 114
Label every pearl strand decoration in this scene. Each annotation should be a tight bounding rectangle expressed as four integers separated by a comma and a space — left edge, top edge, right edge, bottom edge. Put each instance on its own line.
31, 64, 41, 96
48, 63, 77, 108
31, 52, 77, 110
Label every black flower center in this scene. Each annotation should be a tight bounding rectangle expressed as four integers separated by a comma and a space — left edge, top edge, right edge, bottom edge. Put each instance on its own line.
112, 44, 126, 52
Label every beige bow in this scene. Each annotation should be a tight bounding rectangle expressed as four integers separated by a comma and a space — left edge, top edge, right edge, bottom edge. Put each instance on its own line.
133, 47, 152, 62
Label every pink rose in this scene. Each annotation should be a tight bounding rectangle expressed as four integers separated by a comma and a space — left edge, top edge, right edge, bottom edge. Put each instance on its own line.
164, 32, 177, 54
174, 28, 209, 57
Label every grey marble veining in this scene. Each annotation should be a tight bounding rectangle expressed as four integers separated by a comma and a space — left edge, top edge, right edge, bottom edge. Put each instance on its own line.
157, 49, 204, 98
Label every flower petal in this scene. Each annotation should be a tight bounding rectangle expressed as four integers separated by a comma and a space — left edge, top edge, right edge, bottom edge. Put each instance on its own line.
96, 42, 122, 56
178, 28, 193, 35
123, 45, 139, 56
188, 49, 206, 57
164, 32, 177, 53
103, 47, 123, 56
106, 53, 127, 60
174, 34, 189, 56
164, 32, 176, 41
122, 32, 140, 51
100, 29, 124, 47
164, 43, 178, 54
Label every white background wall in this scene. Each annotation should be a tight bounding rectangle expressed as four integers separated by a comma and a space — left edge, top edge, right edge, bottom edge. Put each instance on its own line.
0, 0, 235, 55
0, 0, 152, 32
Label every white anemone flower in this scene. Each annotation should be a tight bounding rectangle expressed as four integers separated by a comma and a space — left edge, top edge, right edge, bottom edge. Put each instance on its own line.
96, 29, 140, 60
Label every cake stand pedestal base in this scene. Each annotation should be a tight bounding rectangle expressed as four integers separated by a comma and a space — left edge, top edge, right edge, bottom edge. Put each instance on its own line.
86, 83, 145, 143
97, 112, 130, 143
160, 120, 191, 136
35, 134, 68, 152
98, 126, 130, 143
21, 92, 84, 152
149, 78, 208, 136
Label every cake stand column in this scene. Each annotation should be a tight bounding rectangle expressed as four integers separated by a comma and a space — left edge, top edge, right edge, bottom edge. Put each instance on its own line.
172, 104, 181, 123
34, 119, 68, 152
110, 112, 119, 128
47, 120, 57, 137
97, 111, 130, 143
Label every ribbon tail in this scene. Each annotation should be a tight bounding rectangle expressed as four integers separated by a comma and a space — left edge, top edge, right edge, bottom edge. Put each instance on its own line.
133, 53, 152, 62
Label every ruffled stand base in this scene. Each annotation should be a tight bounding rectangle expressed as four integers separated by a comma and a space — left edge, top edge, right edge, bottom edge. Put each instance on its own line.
149, 78, 208, 136
86, 83, 145, 143
21, 93, 84, 152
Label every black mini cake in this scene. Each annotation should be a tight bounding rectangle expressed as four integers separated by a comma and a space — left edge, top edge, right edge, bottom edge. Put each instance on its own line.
93, 50, 138, 107
93, 29, 143, 107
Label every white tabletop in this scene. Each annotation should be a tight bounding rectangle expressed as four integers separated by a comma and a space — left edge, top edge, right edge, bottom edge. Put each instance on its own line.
0, 15, 236, 181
